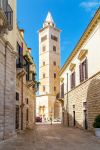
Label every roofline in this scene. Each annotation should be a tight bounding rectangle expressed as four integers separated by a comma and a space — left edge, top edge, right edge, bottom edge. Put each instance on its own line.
60, 7, 100, 76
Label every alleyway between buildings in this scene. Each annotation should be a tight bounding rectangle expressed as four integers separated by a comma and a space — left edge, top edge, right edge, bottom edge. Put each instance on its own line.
0, 125, 100, 150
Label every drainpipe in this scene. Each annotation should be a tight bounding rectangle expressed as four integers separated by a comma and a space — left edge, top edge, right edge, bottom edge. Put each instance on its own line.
3, 41, 8, 140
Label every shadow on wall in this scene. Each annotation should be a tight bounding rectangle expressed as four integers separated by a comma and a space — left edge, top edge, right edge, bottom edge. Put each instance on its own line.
54, 101, 62, 119
62, 75, 100, 131
63, 111, 87, 130
87, 78, 100, 131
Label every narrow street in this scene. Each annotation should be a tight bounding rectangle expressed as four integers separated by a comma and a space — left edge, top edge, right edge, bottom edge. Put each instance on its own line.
0, 125, 100, 150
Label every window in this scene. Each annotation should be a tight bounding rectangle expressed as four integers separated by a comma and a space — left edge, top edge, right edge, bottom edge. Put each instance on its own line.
53, 61, 56, 66
54, 73, 56, 78
42, 46, 46, 52
16, 42, 23, 68
16, 105, 19, 129
26, 63, 30, 81
43, 61, 45, 66
61, 83, 64, 98
79, 58, 88, 82
53, 46, 56, 52
32, 72, 36, 81
41, 35, 47, 42
43, 73, 45, 78
43, 86, 45, 92
54, 86, 56, 91
16, 92, 19, 101
83, 102, 87, 110
70, 72, 75, 89
51, 35, 58, 41
26, 109, 29, 121
26, 98, 29, 104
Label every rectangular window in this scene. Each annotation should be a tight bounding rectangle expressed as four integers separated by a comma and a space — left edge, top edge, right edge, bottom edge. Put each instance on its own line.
53, 61, 56, 66
51, 35, 58, 41
79, 58, 88, 82
70, 72, 75, 89
42, 46, 46, 52
26, 63, 30, 81
32, 72, 36, 81
43, 73, 45, 78
16, 42, 23, 68
54, 73, 56, 78
16, 92, 19, 101
53, 46, 56, 52
43, 61, 45, 66
26, 109, 29, 122
61, 83, 64, 98
43, 86, 45, 92
16, 105, 19, 129
26, 98, 29, 104
41, 35, 47, 42
54, 86, 56, 91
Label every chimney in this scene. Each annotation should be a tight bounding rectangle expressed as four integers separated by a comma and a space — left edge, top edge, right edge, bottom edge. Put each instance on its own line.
20, 29, 24, 38
28, 48, 31, 54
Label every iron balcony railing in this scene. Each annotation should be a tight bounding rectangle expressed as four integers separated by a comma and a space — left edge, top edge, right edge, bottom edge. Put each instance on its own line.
0, 0, 13, 31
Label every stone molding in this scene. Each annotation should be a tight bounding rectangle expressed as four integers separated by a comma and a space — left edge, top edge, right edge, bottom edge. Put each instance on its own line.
60, 8, 100, 75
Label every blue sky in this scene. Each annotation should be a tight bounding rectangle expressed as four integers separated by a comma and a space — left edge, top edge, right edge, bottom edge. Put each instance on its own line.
17, 0, 100, 80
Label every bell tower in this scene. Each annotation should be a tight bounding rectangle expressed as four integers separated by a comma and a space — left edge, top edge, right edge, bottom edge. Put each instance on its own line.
36, 12, 61, 120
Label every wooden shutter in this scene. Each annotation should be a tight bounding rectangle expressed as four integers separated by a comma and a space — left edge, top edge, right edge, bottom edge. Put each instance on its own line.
79, 64, 82, 82
73, 72, 75, 87
61, 83, 64, 98
85, 58, 88, 79
70, 74, 72, 89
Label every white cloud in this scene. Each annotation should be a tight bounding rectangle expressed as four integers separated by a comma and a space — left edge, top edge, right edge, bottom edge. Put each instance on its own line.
80, 0, 100, 11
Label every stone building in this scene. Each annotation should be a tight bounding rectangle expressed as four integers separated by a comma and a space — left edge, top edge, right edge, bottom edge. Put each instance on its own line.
59, 8, 100, 131
0, 0, 37, 142
36, 12, 62, 121
16, 28, 37, 131
0, 0, 17, 141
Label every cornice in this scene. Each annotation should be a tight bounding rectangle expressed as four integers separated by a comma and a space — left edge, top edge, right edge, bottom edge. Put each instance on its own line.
39, 25, 61, 33
60, 7, 100, 76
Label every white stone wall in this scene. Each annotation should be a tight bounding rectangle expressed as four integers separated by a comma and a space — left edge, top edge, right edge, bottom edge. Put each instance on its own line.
60, 11, 100, 131
60, 23, 100, 94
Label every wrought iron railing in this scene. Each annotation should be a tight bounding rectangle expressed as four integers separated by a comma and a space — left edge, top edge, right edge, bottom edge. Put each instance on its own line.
5, 4, 13, 30
0, 0, 13, 30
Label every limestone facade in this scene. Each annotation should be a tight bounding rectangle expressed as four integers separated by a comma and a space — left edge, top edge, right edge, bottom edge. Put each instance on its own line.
0, 0, 37, 142
36, 12, 62, 120
60, 8, 100, 131
16, 28, 36, 131
0, 0, 17, 141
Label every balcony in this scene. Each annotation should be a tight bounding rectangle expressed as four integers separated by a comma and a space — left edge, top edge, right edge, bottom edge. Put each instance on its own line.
0, 0, 13, 33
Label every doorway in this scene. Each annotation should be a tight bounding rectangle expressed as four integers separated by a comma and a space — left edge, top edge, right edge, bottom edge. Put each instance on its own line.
84, 110, 88, 130
73, 111, 76, 127
16, 105, 19, 130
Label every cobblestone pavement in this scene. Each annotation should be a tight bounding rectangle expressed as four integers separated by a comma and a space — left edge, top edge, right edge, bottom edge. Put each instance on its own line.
0, 124, 100, 150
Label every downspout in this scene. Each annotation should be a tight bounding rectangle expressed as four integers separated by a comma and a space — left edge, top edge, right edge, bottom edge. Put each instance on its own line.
3, 41, 8, 140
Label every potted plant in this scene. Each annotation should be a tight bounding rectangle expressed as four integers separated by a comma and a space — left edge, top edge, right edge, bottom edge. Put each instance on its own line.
93, 115, 100, 137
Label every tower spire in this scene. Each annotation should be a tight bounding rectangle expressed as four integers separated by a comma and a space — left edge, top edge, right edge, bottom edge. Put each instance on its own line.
43, 12, 55, 28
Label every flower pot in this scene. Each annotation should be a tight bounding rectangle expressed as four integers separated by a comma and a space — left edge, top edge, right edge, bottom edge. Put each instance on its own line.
95, 128, 100, 137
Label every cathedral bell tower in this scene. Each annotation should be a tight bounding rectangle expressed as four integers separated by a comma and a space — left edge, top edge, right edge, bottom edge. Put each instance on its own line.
36, 12, 62, 120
